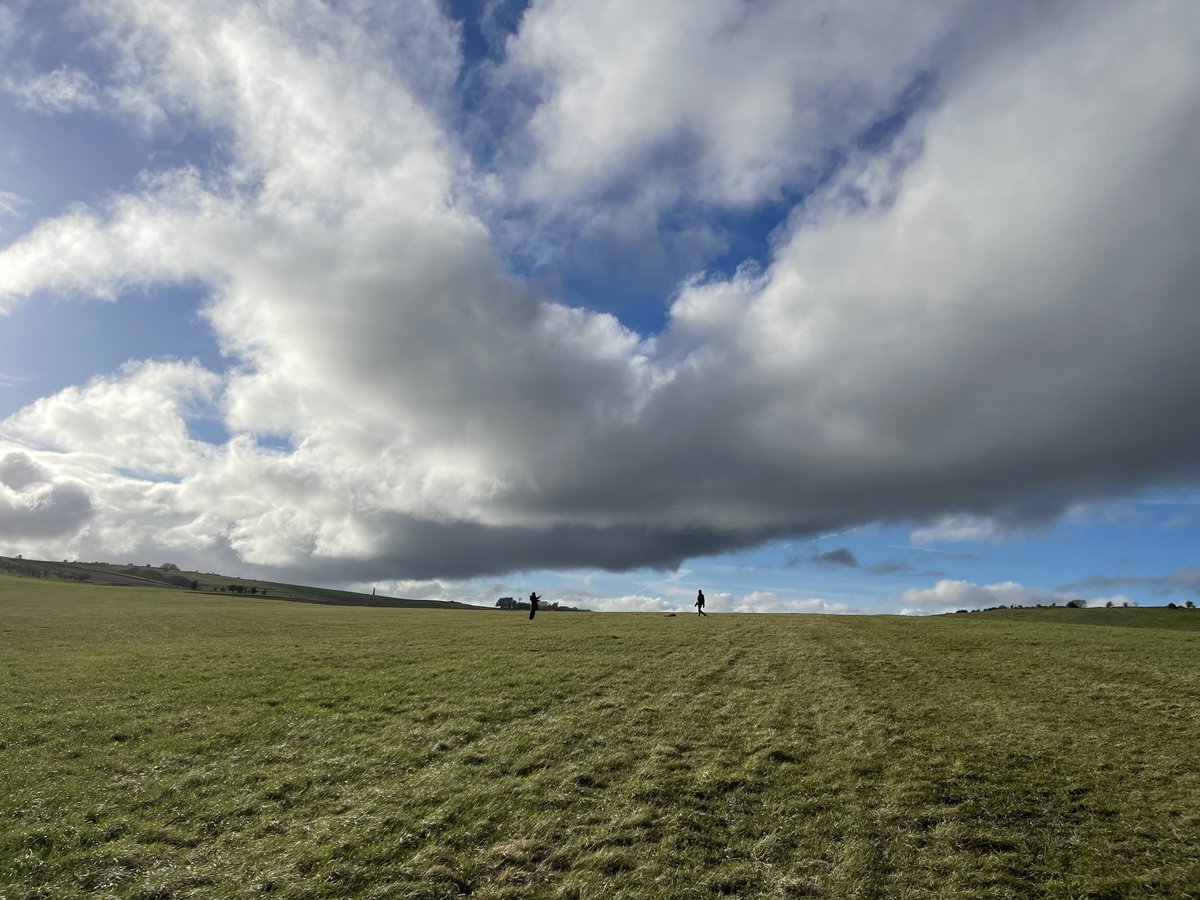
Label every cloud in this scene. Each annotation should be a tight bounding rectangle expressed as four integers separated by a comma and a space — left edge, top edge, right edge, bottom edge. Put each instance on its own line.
911, 515, 1022, 545
0, 191, 26, 217
1158, 514, 1193, 531
587, 594, 677, 613
1061, 567, 1200, 599
898, 579, 1129, 615
888, 546, 980, 561
0, 6, 18, 54
0, 168, 241, 312
0, 450, 93, 541
494, 0, 964, 211
0, 2, 1199, 584
578, 589, 852, 614
479, 1, 971, 285
714, 591, 851, 615
3, 359, 221, 477
0, 450, 48, 490
3, 66, 100, 113
800, 547, 860, 569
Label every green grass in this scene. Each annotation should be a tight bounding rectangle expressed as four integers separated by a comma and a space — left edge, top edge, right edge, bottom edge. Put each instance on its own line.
2, 575, 1198, 898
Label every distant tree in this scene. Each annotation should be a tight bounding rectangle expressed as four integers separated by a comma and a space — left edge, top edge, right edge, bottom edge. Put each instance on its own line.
1167, 602, 1178, 609
249, 587, 258, 595
162, 562, 180, 571
191, 580, 199, 590
1065, 599, 1086, 609
1186, 600, 1196, 609
1105, 600, 1114, 608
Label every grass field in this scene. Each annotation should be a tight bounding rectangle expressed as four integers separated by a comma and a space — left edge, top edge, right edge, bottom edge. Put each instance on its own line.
2, 574, 1198, 898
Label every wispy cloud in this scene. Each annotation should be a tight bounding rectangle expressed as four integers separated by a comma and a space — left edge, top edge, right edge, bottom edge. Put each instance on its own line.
0, 6, 17, 55
888, 545, 980, 561
0, 191, 26, 217
3, 66, 100, 114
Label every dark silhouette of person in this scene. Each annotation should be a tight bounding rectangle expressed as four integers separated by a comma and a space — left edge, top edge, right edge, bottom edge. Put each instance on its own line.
529, 592, 541, 620
696, 589, 707, 616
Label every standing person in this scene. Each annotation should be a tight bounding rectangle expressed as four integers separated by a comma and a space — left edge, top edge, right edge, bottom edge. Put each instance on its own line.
529, 591, 541, 620
695, 589, 707, 616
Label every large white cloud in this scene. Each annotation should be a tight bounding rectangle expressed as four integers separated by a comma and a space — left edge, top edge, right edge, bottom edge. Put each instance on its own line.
3, 359, 220, 476
0, 1, 1198, 585
496, 0, 965, 210
480, 0, 976, 281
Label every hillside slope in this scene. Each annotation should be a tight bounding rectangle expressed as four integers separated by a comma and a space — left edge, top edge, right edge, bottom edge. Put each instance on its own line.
0, 555, 484, 610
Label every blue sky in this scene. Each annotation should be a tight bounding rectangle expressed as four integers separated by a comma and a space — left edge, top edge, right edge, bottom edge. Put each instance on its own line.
2, 1, 1199, 614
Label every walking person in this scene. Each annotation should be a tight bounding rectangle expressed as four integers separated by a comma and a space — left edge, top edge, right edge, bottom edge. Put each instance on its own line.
529, 591, 541, 620
695, 589, 707, 616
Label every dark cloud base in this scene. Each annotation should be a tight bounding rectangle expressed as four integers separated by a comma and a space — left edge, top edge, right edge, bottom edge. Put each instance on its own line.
267, 516, 794, 583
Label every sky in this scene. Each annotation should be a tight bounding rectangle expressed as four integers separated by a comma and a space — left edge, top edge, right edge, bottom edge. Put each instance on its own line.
1, 0, 1199, 615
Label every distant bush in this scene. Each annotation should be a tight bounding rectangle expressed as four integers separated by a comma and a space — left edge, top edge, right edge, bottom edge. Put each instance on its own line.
123, 567, 167, 582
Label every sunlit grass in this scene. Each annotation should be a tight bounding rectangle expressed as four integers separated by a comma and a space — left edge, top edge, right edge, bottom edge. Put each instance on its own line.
2, 574, 1198, 898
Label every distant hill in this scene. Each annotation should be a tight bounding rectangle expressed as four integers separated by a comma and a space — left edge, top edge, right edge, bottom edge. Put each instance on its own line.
0, 555, 485, 610
968, 605, 1200, 631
